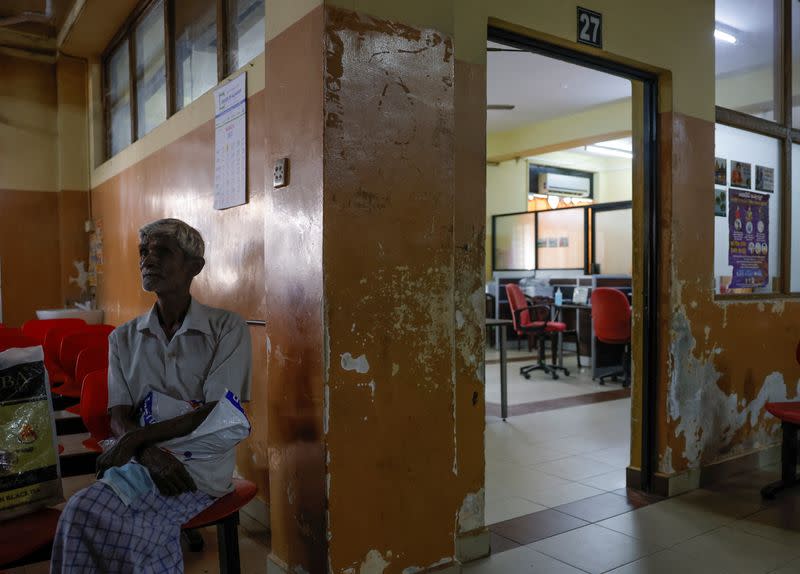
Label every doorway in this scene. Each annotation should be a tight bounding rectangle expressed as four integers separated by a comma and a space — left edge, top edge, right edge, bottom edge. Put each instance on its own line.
483, 27, 659, 531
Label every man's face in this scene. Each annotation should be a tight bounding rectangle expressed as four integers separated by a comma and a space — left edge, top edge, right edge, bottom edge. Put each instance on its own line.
139, 235, 200, 294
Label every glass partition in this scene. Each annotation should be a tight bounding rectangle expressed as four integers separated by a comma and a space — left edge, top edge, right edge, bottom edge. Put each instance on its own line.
593, 207, 632, 275
493, 213, 536, 271
537, 208, 585, 270
175, 0, 218, 110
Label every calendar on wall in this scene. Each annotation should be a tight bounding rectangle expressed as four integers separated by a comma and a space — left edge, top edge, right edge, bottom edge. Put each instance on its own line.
214, 73, 247, 210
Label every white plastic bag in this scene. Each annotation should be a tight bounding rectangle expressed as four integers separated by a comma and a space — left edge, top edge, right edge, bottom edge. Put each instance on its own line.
140, 390, 250, 463
0, 346, 62, 521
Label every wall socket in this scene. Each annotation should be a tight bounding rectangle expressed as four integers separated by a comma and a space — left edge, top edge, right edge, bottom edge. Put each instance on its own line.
273, 158, 288, 188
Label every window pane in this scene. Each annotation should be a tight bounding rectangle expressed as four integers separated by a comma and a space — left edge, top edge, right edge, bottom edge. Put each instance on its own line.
228, 0, 264, 70
793, 0, 800, 127
715, 0, 779, 121
135, 0, 166, 138
175, 0, 217, 110
714, 124, 781, 294
594, 208, 632, 275
107, 40, 131, 157
791, 145, 800, 290
494, 213, 536, 271
537, 208, 585, 270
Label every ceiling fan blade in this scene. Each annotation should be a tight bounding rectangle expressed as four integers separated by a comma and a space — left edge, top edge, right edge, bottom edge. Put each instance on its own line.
487, 104, 515, 110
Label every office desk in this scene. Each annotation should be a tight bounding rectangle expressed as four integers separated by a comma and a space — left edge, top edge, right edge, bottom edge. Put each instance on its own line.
486, 318, 512, 421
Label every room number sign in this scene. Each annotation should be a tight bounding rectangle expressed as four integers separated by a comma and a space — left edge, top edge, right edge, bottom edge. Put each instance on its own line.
577, 7, 603, 49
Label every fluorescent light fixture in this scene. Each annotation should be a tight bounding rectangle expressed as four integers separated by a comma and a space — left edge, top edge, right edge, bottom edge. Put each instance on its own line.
584, 145, 633, 159
593, 137, 632, 153
714, 28, 737, 44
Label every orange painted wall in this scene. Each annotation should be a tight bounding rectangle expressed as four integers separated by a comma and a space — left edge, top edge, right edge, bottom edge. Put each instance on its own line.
90, 90, 269, 499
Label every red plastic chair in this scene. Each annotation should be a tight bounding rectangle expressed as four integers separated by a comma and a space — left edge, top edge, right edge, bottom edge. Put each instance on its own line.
0, 508, 61, 568
21, 318, 86, 344
53, 332, 111, 398
506, 283, 568, 379
182, 479, 258, 573
64, 347, 109, 415
79, 369, 111, 452
0, 327, 22, 336
591, 287, 632, 386
0, 335, 41, 352
43, 325, 88, 383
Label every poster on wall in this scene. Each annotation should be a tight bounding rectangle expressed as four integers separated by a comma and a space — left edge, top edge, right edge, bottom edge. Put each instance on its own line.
730, 161, 752, 189
728, 189, 770, 288
714, 157, 727, 186
715, 187, 727, 217
755, 165, 774, 193
213, 73, 247, 210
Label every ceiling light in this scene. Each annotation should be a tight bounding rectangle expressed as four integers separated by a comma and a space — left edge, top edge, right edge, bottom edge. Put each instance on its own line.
593, 138, 632, 153
547, 195, 560, 209
714, 29, 737, 44
584, 145, 633, 159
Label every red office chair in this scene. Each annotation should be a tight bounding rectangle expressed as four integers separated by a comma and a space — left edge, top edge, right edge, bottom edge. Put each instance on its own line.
0, 335, 41, 352
591, 288, 631, 387
506, 283, 569, 379
22, 318, 87, 344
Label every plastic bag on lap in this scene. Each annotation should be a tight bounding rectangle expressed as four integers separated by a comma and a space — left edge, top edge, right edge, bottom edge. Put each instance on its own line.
0, 346, 62, 521
139, 389, 250, 463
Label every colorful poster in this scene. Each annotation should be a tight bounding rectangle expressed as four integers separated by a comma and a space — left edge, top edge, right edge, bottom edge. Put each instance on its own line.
728, 189, 769, 288
714, 157, 727, 186
730, 161, 751, 189
715, 187, 727, 217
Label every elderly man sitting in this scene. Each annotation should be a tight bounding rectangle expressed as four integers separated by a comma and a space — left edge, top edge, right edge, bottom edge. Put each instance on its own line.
50, 218, 251, 573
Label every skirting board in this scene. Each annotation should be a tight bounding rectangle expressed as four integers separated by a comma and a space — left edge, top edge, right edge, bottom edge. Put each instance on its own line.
456, 528, 491, 563
629, 444, 781, 498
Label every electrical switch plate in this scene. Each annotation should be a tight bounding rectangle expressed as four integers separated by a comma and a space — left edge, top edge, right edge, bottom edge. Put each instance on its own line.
273, 158, 288, 188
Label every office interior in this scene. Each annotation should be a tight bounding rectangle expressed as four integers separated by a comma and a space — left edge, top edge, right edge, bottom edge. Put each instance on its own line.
3, 0, 800, 572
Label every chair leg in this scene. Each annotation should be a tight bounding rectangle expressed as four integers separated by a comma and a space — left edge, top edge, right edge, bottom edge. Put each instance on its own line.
761, 422, 800, 499
183, 529, 204, 552
217, 513, 241, 574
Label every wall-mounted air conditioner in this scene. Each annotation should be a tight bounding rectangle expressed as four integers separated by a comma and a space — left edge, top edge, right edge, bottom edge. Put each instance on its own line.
537, 172, 592, 198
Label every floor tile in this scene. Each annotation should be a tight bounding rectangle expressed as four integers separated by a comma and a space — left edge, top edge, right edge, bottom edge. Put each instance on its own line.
520, 480, 605, 508
489, 531, 521, 554
485, 496, 548, 525
597, 488, 762, 547
554, 492, 639, 523
533, 455, 619, 482
729, 497, 800, 548
581, 468, 628, 491
462, 544, 585, 574
670, 526, 800, 574
584, 446, 632, 467
770, 557, 800, 573
605, 549, 723, 574
530, 523, 663, 574
490, 509, 587, 545
611, 487, 664, 507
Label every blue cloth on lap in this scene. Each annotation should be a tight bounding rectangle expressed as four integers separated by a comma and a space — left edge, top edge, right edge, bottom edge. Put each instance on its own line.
98, 461, 154, 506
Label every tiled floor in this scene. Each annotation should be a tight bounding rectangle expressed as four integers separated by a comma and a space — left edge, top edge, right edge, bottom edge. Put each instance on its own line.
480, 352, 800, 573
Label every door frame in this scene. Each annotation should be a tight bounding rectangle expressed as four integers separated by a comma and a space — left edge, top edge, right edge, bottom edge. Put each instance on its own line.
487, 26, 661, 492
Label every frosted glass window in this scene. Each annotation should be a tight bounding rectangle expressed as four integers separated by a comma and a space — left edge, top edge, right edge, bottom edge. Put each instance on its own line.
714, 124, 781, 294
228, 0, 264, 70
715, 0, 779, 121
594, 208, 632, 275
175, 0, 217, 110
792, 145, 800, 291
494, 213, 536, 271
135, 0, 166, 138
107, 41, 131, 157
537, 208, 585, 270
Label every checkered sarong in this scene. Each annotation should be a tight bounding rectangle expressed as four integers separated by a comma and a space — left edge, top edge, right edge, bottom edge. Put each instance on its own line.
50, 481, 214, 573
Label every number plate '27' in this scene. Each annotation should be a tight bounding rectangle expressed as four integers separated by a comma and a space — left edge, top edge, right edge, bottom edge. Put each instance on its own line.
577, 7, 602, 49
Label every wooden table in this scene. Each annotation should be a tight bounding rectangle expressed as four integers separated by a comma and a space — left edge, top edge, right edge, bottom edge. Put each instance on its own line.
486, 318, 513, 420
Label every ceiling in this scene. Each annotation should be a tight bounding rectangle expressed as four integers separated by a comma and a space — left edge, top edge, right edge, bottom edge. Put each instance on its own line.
487, 41, 632, 134
715, 0, 775, 77
0, 0, 75, 38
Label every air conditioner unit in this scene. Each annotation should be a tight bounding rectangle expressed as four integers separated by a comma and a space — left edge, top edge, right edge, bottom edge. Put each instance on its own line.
538, 172, 592, 198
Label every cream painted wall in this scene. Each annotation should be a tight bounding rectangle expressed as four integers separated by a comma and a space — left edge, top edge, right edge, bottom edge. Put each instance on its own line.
57, 56, 89, 192
486, 159, 527, 278
488, 99, 632, 161
715, 66, 773, 115
0, 53, 58, 192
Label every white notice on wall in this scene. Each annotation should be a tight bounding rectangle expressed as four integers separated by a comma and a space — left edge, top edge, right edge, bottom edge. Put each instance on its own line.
214, 73, 247, 210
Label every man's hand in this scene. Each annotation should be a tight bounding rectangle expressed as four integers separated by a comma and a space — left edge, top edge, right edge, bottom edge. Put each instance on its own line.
95, 431, 142, 478
138, 445, 197, 496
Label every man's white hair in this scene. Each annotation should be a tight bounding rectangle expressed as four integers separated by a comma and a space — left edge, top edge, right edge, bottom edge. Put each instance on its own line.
138, 218, 205, 259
